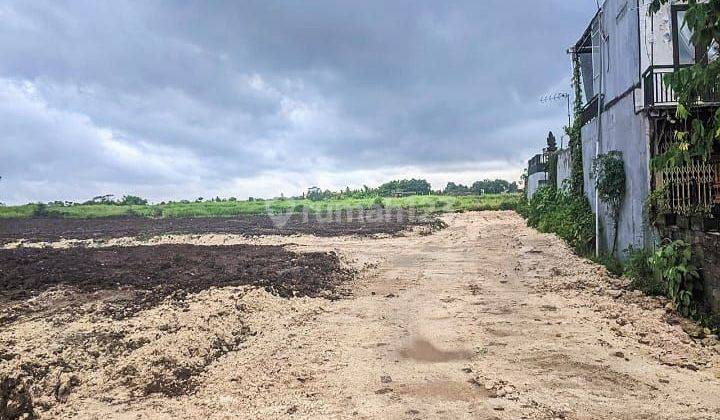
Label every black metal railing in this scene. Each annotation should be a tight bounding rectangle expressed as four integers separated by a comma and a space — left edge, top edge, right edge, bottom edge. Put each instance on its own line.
643, 65, 720, 108
528, 154, 547, 176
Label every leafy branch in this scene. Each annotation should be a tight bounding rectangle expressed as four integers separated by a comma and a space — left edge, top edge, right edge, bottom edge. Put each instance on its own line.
649, 239, 701, 318
649, 0, 720, 167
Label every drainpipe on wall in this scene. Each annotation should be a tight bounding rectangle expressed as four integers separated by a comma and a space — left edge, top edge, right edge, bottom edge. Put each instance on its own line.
595, 9, 605, 258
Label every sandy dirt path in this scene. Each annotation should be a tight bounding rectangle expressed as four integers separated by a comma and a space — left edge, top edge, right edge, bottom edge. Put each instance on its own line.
6, 211, 720, 419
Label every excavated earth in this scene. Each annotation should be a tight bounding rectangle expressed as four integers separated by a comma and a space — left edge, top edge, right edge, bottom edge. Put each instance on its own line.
1, 211, 720, 419
0, 208, 436, 245
0, 244, 353, 419
0, 244, 352, 320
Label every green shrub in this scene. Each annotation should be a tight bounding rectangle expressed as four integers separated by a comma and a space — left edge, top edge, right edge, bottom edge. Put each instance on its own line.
649, 240, 702, 318
118, 195, 148, 206
592, 253, 624, 277
31, 203, 60, 218
498, 199, 516, 211
523, 187, 594, 253
624, 246, 664, 296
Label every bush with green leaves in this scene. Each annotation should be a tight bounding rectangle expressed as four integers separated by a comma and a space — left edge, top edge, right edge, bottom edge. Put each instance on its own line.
522, 187, 595, 253
469, 179, 519, 194
118, 195, 148, 206
649, 240, 702, 318
31, 203, 50, 217
592, 253, 624, 277
624, 246, 665, 296
377, 179, 431, 197
31, 203, 62, 218
649, 0, 720, 166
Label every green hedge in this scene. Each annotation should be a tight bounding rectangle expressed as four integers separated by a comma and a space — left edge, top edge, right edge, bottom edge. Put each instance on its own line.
517, 187, 594, 253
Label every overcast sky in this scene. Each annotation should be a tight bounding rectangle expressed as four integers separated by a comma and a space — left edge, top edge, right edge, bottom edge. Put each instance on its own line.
0, 1, 597, 204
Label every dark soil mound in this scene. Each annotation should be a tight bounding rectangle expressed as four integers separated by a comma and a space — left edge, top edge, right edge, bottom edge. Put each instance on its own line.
0, 208, 436, 245
0, 244, 353, 319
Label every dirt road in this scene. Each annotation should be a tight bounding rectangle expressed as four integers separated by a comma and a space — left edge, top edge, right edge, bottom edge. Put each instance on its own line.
3, 211, 720, 419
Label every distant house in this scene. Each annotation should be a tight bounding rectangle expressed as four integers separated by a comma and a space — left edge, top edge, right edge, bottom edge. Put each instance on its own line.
526, 153, 548, 200
526, 132, 559, 199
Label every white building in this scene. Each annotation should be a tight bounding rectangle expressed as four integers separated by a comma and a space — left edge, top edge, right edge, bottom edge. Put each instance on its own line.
574, 0, 719, 255
526, 153, 548, 200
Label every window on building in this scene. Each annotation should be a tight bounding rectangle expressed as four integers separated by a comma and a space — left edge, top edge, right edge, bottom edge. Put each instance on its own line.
579, 51, 595, 100
591, 19, 601, 94
672, 6, 718, 66
576, 19, 596, 102
674, 9, 695, 65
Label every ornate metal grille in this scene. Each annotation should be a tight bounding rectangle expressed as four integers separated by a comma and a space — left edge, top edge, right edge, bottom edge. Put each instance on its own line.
657, 162, 720, 215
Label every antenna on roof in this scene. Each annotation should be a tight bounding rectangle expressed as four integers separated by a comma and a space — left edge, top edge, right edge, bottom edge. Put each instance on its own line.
540, 93, 572, 146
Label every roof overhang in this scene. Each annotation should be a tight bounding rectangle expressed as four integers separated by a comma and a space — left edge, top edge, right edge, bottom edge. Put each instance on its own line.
574, 9, 601, 52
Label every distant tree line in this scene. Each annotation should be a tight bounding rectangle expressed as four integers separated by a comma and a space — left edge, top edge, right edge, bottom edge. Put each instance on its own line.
303, 179, 431, 201
442, 179, 518, 196
22, 178, 519, 208
304, 178, 517, 200
41, 195, 149, 207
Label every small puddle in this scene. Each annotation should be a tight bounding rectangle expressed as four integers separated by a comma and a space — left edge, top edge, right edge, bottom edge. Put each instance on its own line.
399, 337, 473, 363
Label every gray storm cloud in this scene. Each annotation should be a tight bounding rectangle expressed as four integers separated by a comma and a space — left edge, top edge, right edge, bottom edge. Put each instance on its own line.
0, 0, 596, 204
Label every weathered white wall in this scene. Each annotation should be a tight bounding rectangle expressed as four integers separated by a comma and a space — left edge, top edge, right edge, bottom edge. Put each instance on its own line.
555, 149, 572, 191
527, 172, 548, 200
575, 0, 653, 257
639, 0, 675, 71
582, 93, 651, 256
601, 0, 641, 100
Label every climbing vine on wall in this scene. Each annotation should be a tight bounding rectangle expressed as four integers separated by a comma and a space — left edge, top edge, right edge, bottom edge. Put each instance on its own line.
546, 131, 559, 191
591, 151, 626, 256
568, 51, 585, 197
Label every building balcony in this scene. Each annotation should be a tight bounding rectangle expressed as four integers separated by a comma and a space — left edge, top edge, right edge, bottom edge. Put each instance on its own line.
643, 65, 720, 108
528, 154, 547, 176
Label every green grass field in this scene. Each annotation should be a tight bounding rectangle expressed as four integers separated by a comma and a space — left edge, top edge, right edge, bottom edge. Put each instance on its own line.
0, 194, 520, 219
